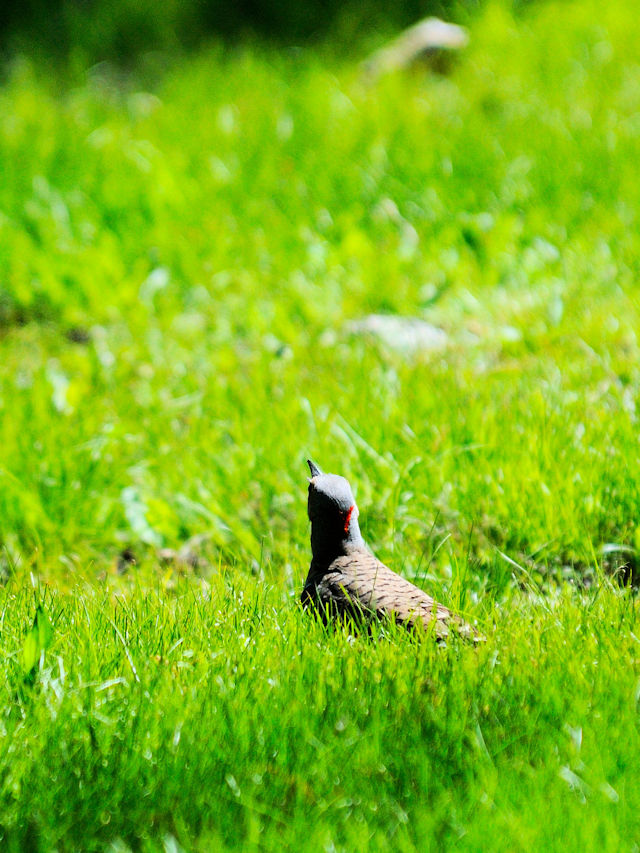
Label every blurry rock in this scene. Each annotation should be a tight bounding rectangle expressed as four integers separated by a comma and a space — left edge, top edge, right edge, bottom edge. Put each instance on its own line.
157, 534, 211, 572
117, 547, 137, 574
347, 314, 448, 354
364, 17, 469, 78
600, 542, 640, 586
66, 326, 91, 344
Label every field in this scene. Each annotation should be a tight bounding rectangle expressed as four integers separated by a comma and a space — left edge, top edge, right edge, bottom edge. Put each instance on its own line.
2, 0, 640, 848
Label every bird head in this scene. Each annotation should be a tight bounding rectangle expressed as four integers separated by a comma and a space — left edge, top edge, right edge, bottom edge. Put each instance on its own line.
307, 460, 361, 556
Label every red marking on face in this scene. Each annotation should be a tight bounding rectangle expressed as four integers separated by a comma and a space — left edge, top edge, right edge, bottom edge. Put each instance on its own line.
343, 504, 355, 535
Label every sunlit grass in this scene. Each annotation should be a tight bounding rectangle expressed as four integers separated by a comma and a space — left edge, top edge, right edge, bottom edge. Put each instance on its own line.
1, 576, 639, 850
1, 0, 640, 848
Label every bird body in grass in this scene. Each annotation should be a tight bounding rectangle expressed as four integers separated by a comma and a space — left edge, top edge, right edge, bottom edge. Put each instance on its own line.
302, 459, 479, 641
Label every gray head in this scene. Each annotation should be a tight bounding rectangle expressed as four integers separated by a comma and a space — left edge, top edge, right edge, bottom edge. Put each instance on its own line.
307, 459, 364, 565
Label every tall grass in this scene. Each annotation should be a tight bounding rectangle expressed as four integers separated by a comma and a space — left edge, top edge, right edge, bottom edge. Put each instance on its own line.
1, 0, 640, 847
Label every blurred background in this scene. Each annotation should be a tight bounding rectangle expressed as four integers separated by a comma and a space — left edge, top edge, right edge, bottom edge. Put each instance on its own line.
1, 0, 482, 61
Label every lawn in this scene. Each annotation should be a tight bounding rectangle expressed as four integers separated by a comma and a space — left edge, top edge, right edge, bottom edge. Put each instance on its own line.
1, 0, 640, 848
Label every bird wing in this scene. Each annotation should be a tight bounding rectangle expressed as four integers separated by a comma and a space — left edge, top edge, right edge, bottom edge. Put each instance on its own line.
314, 552, 474, 640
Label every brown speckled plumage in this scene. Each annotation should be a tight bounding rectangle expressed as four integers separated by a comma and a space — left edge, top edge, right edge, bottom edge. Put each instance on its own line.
303, 551, 465, 638
302, 460, 479, 641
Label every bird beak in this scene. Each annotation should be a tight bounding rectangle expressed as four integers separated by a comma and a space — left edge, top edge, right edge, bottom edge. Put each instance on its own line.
307, 459, 323, 478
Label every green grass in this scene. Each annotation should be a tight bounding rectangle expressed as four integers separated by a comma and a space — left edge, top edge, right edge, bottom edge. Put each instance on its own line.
2, 0, 640, 848
2, 579, 639, 850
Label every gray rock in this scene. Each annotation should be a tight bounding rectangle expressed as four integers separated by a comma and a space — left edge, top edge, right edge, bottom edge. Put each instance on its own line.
364, 17, 469, 78
347, 314, 448, 354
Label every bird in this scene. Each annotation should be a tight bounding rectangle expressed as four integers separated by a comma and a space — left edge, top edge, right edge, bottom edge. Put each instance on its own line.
301, 459, 479, 641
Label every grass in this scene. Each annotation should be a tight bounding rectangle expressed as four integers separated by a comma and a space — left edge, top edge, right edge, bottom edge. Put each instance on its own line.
2, 579, 640, 850
1, 0, 640, 848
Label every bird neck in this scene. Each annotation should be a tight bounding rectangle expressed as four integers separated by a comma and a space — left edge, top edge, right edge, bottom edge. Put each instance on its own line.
309, 513, 366, 574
